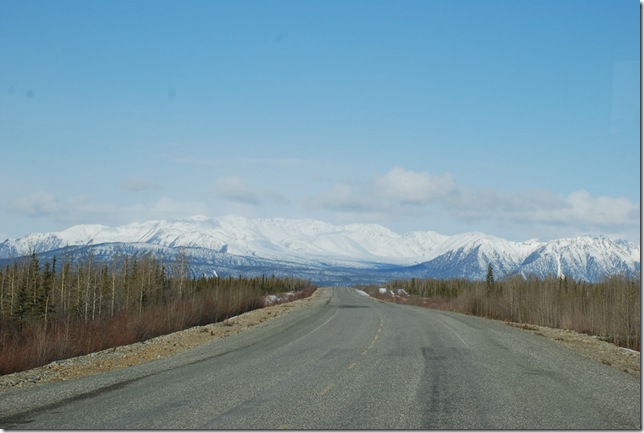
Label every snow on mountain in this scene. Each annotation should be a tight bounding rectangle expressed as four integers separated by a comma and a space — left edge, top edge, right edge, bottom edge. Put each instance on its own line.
404, 233, 543, 280
0, 216, 639, 283
516, 235, 641, 281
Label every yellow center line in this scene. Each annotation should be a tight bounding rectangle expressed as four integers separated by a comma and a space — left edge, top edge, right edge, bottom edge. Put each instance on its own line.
348, 361, 357, 370
362, 317, 384, 355
320, 383, 336, 396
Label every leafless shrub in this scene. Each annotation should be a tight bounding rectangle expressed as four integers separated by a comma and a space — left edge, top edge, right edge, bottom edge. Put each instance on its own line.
367, 274, 640, 351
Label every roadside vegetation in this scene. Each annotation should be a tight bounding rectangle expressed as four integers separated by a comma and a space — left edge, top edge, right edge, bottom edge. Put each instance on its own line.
358, 266, 640, 351
0, 253, 315, 375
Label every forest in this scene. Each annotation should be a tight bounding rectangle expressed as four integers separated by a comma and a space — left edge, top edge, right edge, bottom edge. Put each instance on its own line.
0, 252, 315, 375
1, 252, 639, 376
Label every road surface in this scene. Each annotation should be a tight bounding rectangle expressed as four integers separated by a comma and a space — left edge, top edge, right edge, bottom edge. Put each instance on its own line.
0, 287, 640, 429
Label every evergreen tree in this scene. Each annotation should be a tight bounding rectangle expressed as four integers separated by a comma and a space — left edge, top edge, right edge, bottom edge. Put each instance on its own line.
486, 263, 495, 294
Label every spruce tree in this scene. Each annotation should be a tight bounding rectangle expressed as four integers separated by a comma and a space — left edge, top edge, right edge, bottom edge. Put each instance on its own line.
486, 263, 495, 294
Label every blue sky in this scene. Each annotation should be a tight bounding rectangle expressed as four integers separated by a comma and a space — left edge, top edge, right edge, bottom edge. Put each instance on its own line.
0, 0, 640, 243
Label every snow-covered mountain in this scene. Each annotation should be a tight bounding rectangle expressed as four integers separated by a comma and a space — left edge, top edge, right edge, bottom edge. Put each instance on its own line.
514, 235, 641, 282
0, 215, 639, 283
401, 233, 539, 280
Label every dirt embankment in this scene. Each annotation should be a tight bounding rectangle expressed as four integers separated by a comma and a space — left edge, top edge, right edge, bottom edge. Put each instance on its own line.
0, 288, 638, 393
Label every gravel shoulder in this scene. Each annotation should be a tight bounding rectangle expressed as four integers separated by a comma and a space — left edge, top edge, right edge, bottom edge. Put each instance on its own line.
505, 321, 640, 379
0, 289, 326, 393
0, 288, 638, 393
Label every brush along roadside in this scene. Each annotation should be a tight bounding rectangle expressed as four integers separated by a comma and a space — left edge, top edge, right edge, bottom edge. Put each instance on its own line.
371, 288, 640, 379
0, 288, 324, 392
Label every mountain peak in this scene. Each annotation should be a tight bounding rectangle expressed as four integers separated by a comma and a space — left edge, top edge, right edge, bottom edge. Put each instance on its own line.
0, 216, 638, 283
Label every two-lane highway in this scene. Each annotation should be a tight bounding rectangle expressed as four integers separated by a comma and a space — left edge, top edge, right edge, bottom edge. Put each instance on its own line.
0, 287, 640, 429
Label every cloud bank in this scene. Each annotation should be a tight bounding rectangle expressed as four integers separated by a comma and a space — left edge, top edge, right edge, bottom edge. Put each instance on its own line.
213, 176, 260, 206
310, 166, 640, 241
8, 192, 209, 230
5, 167, 639, 243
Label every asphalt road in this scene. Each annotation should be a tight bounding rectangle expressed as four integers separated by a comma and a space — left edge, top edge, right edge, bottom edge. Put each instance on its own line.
0, 287, 640, 429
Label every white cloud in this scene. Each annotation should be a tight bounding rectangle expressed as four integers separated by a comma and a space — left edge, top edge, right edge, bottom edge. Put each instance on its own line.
10, 192, 63, 217
8, 192, 210, 228
310, 167, 456, 214
311, 167, 640, 241
147, 196, 210, 218
314, 183, 379, 213
564, 190, 639, 227
213, 176, 260, 206
375, 167, 455, 204
9, 193, 120, 225
448, 188, 639, 232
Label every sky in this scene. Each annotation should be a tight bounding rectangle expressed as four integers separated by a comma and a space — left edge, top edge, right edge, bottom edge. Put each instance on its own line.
0, 0, 640, 244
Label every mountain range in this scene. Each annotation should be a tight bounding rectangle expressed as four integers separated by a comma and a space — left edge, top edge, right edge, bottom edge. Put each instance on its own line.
0, 215, 639, 284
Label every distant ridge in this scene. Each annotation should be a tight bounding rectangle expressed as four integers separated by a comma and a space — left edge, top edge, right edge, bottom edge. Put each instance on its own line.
0, 216, 639, 284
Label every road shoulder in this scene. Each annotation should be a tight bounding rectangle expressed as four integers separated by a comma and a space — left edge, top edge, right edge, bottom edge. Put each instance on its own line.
0, 287, 333, 393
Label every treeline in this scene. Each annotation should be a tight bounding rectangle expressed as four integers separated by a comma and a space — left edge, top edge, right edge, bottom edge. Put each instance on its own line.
0, 253, 315, 375
366, 270, 640, 351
